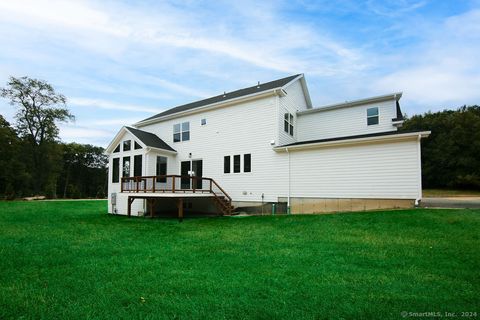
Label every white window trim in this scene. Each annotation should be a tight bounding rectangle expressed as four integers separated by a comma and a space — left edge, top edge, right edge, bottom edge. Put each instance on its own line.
173, 121, 190, 142
367, 107, 379, 126
284, 112, 294, 136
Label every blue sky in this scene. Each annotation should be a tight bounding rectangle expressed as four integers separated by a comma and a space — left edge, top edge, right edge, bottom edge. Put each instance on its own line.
0, 0, 479, 146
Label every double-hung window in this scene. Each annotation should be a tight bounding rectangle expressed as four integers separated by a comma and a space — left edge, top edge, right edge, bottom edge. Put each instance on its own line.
284, 113, 294, 136
367, 107, 379, 125
173, 122, 190, 142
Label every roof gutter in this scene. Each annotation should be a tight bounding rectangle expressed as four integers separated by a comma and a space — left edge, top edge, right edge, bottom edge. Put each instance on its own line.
274, 131, 431, 152
135, 88, 286, 127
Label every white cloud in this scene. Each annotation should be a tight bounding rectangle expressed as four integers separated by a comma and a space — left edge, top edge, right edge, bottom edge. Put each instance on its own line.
373, 9, 480, 110
59, 125, 114, 145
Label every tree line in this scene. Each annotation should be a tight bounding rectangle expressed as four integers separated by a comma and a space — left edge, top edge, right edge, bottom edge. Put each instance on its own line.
401, 105, 480, 190
0, 76, 479, 199
0, 76, 107, 199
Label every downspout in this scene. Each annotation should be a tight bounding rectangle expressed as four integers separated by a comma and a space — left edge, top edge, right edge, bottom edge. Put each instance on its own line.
286, 147, 291, 214
415, 134, 422, 206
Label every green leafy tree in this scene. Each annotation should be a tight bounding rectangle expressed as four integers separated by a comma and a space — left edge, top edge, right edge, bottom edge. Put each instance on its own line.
60, 143, 108, 198
0, 115, 29, 198
402, 105, 480, 189
1, 76, 74, 195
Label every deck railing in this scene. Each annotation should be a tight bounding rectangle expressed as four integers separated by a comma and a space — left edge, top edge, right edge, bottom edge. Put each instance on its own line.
121, 175, 232, 203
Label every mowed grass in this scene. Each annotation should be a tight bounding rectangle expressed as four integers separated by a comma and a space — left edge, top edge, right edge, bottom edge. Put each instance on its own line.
0, 201, 479, 319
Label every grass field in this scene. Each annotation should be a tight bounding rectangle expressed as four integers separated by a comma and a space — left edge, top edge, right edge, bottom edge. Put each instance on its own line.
0, 201, 479, 319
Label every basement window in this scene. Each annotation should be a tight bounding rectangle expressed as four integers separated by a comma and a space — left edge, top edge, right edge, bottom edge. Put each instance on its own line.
367, 107, 379, 126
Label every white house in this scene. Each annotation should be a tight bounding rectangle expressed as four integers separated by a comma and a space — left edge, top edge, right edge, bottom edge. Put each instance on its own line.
105, 74, 430, 218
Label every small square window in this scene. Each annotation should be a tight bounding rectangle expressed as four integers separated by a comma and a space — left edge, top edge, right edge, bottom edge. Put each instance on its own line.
201, 118, 207, 125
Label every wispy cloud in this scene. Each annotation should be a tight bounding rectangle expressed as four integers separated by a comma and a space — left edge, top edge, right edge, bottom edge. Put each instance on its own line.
0, 0, 478, 145
69, 98, 161, 114
373, 9, 480, 110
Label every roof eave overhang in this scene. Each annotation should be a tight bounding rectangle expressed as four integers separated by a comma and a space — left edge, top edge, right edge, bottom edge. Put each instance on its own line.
105, 126, 128, 154
134, 89, 285, 127
297, 92, 403, 116
281, 74, 313, 109
145, 147, 177, 155
274, 131, 431, 152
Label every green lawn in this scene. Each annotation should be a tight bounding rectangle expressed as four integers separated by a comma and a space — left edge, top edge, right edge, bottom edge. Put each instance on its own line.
0, 201, 479, 319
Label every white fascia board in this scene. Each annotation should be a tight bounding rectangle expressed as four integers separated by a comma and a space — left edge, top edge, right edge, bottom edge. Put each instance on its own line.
274, 131, 431, 152
134, 89, 284, 128
297, 92, 403, 116
105, 126, 128, 154
124, 127, 148, 149
281, 74, 313, 109
145, 147, 177, 155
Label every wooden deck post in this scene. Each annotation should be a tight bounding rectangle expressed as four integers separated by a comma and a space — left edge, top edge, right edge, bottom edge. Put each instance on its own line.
172, 176, 176, 193
127, 196, 134, 217
149, 198, 155, 218
192, 177, 196, 193
177, 198, 183, 222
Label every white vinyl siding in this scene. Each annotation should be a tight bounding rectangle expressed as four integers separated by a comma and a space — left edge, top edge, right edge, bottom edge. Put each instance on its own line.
297, 100, 397, 142
289, 139, 421, 199
139, 95, 288, 203
277, 80, 308, 145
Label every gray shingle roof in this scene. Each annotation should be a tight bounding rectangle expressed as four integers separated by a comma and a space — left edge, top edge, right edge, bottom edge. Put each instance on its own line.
126, 127, 176, 152
139, 74, 301, 123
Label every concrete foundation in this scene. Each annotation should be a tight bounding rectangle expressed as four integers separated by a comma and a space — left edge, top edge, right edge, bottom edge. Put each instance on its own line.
289, 197, 415, 214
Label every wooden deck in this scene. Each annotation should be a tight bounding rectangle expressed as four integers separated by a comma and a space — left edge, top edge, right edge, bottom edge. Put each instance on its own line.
122, 175, 233, 220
